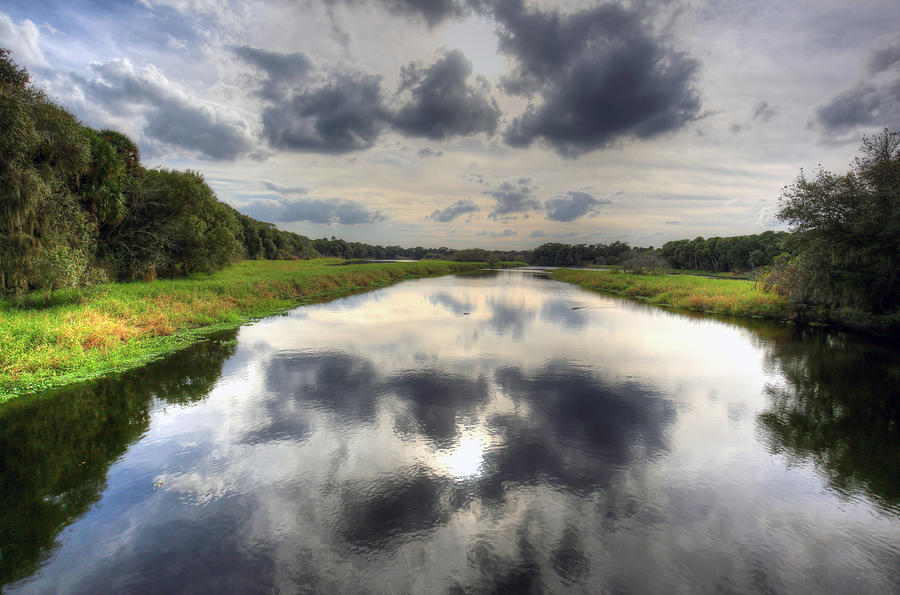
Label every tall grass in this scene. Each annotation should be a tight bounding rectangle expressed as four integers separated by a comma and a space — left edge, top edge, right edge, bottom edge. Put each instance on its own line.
0, 259, 519, 400
551, 268, 791, 319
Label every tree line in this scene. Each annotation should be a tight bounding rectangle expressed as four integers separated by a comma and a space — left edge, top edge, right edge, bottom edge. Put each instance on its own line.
660, 231, 789, 272
0, 49, 322, 294
527, 233, 790, 272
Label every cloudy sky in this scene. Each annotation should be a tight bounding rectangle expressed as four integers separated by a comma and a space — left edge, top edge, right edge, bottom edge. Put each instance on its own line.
3, 0, 899, 248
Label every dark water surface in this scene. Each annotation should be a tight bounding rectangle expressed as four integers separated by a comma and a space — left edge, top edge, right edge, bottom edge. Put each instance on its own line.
3, 270, 899, 593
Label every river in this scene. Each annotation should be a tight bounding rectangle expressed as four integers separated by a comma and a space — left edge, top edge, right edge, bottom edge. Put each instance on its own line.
2, 269, 898, 592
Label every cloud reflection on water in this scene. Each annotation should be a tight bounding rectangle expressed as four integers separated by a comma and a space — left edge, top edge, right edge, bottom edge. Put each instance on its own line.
5, 271, 899, 593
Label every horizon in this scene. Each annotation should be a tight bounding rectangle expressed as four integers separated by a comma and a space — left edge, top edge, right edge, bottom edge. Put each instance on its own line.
2, 0, 898, 249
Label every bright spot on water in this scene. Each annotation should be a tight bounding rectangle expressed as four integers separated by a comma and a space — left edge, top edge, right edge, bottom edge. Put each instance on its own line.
440, 434, 487, 478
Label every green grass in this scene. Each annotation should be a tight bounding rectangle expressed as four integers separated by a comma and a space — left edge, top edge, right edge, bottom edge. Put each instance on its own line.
664, 269, 752, 280
551, 268, 791, 319
0, 259, 523, 401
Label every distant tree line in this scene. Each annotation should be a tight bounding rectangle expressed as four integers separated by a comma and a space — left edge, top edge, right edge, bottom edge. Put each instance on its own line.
527, 235, 790, 272
309, 240, 532, 264
529, 241, 636, 266
660, 231, 789, 272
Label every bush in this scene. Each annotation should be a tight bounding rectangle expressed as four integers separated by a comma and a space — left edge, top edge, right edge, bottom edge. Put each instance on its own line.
621, 251, 667, 274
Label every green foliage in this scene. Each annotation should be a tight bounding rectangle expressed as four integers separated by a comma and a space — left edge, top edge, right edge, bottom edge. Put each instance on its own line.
620, 251, 667, 274
230, 210, 318, 261
453, 248, 499, 263
106, 169, 241, 277
98, 128, 142, 177
0, 49, 93, 293
28, 100, 90, 179
661, 231, 789, 273
79, 129, 128, 225
32, 246, 87, 298
530, 241, 633, 266
0, 49, 323, 291
770, 129, 900, 317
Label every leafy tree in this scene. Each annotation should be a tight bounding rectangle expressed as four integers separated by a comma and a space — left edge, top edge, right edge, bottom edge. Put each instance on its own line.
0, 48, 92, 292
98, 128, 142, 177
132, 169, 241, 276
770, 129, 900, 315
78, 129, 128, 226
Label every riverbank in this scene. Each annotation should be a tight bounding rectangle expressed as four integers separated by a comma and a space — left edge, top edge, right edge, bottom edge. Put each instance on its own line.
0, 259, 522, 401
551, 268, 792, 319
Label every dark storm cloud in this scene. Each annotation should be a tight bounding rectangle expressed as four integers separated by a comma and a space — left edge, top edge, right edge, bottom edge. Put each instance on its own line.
261, 180, 308, 195
241, 48, 498, 154
391, 50, 500, 139
816, 80, 900, 133
752, 101, 777, 122
417, 147, 443, 157
76, 60, 253, 160
491, 0, 701, 156
428, 199, 479, 222
242, 196, 387, 225
142, 107, 252, 160
544, 191, 611, 222
234, 45, 312, 100
484, 177, 541, 219
816, 37, 900, 133
261, 74, 387, 153
325, 0, 467, 27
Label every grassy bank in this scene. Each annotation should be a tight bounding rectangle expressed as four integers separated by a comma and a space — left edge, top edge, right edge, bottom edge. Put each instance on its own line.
551, 268, 791, 319
0, 259, 521, 401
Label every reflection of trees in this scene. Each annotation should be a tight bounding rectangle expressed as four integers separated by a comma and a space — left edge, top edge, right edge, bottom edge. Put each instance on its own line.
757, 329, 900, 512
0, 331, 237, 587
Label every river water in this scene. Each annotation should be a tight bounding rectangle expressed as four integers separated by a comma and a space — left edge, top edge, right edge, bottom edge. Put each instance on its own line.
2, 270, 898, 593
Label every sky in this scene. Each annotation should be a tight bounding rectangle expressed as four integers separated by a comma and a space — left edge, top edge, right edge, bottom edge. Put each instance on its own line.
2, 0, 899, 249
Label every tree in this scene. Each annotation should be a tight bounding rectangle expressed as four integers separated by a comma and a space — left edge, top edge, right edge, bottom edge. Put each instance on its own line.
137, 169, 241, 276
771, 129, 900, 315
0, 48, 92, 292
